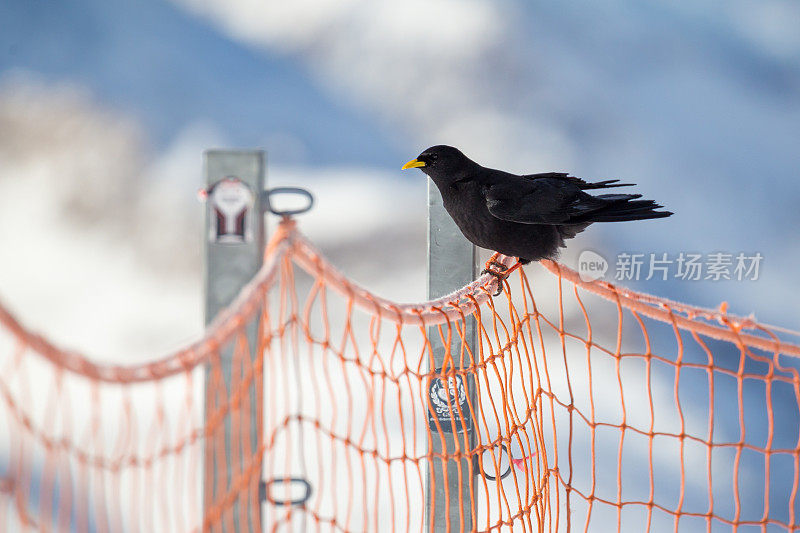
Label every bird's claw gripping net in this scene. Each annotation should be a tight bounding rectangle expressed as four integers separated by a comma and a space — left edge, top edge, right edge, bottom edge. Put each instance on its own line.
482, 255, 525, 296
480, 262, 510, 297
2, 217, 800, 532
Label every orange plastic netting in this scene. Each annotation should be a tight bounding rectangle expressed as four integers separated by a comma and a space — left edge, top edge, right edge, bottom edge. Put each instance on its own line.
2, 218, 800, 532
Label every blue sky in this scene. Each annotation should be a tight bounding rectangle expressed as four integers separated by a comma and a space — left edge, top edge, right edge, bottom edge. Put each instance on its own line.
0, 0, 401, 165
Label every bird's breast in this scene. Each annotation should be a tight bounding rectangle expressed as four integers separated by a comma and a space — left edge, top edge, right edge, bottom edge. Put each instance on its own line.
440, 183, 563, 261
441, 185, 502, 249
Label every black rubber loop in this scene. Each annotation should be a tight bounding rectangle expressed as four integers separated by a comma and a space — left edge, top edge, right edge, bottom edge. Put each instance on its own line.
474, 444, 513, 481
264, 187, 314, 216
261, 477, 313, 506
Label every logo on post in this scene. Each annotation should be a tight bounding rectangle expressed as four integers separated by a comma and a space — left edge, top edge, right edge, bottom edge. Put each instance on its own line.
427, 369, 472, 433
207, 177, 254, 244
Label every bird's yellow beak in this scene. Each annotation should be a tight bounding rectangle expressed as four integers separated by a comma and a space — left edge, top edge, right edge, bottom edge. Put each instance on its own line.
401, 159, 426, 170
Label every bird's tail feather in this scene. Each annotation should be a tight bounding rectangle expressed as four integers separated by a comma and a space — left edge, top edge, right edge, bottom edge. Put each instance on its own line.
581, 196, 672, 222
581, 179, 635, 189
595, 193, 642, 202
590, 210, 673, 222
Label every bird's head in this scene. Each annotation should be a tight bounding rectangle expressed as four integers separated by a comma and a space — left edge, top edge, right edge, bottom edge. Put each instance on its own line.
401, 145, 477, 185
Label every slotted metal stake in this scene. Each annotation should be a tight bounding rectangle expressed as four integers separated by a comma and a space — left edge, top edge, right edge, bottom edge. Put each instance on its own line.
203, 150, 266, 532
425, 179, 479, 532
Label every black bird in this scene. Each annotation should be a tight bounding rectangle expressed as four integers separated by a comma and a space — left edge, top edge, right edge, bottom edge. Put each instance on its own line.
402, 145, 672, 282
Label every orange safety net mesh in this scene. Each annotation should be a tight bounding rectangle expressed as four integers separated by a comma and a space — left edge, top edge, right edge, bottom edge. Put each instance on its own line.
2, 217, 800, 532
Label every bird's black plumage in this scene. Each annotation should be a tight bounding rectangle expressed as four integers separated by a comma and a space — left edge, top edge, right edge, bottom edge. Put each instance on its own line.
403, 145, 672, 263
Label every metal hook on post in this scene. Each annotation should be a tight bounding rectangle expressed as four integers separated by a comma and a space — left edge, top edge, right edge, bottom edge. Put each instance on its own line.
261, 187, 314, 217
473, 444, 513, 481
260, 477, 313, 507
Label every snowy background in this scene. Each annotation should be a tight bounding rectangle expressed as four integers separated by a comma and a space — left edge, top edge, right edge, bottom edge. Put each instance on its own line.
1, 0, 800, 530
1, 0, 799, 361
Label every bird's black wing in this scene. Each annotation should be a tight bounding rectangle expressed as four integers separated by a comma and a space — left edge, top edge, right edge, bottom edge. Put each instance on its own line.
485, 177, 609, 224
486, 175, 671, 225
522, 172, 633, 190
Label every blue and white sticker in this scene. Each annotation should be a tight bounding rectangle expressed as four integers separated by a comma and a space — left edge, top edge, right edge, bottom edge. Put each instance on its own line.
427, 369, 472, 433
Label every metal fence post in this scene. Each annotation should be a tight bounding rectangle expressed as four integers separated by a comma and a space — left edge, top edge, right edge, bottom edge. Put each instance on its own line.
425, 179, 479, 532
203, 150, 266, 532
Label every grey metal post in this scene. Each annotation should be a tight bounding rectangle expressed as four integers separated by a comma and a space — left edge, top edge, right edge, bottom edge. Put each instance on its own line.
425, 179, 480, 532
203, 150, 265, 532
